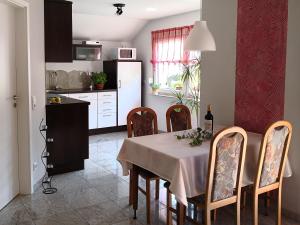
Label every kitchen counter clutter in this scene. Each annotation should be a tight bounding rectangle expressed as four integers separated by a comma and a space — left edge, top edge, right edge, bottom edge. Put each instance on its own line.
46, 95, 89, 175
46, 95, 90, 106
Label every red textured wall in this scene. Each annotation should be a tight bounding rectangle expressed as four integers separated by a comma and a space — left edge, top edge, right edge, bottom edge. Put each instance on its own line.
235, 0, 288, 133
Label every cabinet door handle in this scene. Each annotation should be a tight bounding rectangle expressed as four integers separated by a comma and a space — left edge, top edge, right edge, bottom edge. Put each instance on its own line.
47, 138, 54, 143
78, 96, 89, 99
103, 109, 112, 111
103, 102, 112, 104
118, 80, 121, 88
103, 114, 112, 117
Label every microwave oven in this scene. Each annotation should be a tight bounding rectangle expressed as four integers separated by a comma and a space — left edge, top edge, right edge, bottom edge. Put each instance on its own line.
73, 40, 102, 61
113, 48, 136, 60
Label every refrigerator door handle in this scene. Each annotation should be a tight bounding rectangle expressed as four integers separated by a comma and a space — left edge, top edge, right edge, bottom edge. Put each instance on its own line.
118, 80, 121, 89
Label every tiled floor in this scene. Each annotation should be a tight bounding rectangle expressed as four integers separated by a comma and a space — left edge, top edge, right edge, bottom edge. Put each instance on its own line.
0, 131, 299, 225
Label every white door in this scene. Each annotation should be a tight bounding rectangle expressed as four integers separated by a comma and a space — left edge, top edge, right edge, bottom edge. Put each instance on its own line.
0, 2, 20, 209
117, 62, 142, 126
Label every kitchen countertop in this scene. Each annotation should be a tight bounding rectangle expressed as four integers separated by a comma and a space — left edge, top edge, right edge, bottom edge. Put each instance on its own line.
46, 95, 90, 107
46, 88, 117, 94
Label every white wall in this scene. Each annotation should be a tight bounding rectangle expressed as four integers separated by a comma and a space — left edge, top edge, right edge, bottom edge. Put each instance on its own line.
26, 0, 46, 190
283, 0, 300, 218
46, 40, 132, 73
132, 10, 201, 131
200, 0, 237, 126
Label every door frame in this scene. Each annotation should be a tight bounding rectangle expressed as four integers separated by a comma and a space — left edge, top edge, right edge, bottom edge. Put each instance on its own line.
5, 0, 33, 194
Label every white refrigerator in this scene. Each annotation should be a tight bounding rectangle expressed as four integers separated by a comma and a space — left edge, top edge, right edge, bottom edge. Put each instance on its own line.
117, 61, 142, 126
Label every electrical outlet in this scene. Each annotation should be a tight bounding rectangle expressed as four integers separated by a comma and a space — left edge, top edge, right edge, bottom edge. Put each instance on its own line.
33, 162, 38, 171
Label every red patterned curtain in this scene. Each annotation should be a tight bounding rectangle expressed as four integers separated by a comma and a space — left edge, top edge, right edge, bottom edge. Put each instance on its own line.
151, 26, 193, 71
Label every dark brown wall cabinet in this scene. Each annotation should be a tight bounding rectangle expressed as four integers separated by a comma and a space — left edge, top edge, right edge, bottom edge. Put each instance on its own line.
44, 0, 73, 62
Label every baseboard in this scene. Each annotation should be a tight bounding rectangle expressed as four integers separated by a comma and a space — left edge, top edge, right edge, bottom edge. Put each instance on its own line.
283, 208, 300, 222
33, 176, 44, 193
89, 125, 127, 135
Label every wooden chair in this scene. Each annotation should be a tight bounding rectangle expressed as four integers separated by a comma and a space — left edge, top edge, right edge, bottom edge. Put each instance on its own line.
166, 104, 192, 132
165, 126, 248, 225
127, 107, 160, 224
253, 121, 292, 225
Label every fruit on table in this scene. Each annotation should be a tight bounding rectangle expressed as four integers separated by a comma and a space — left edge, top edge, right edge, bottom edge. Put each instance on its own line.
49, 97, 62, 104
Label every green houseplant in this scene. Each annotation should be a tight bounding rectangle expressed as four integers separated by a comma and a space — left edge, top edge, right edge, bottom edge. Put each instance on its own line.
150, 83, 160, 95
173, 57, 201, 127
91, 72, 107, 90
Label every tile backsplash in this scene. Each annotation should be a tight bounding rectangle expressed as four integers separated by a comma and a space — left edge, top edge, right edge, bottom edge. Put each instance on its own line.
46, 70, 92, 90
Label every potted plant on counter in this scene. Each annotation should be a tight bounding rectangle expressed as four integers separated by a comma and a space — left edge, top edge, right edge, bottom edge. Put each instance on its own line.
91, 72, 107, 90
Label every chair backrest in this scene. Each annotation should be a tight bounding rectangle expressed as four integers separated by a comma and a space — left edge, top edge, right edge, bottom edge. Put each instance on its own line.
205, 127, 248, 205
166, 104, 192, 132
127, 107, 158, 138
255, 121, 292, 189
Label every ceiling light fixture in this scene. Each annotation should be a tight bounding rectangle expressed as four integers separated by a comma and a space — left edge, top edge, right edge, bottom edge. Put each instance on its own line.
113, 3, 125, 16
184, 21, 216, 52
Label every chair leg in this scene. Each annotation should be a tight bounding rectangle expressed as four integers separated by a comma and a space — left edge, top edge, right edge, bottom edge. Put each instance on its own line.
129, 169, 133, 205
176, 202, 186, 225
205, 209, 211, 225
146, 178, 151, 224
253, 193, 259, 225
166, 188, 173, 225
155, 179, 160, 200
236, 201, 241, 225
277, 187, 282, 225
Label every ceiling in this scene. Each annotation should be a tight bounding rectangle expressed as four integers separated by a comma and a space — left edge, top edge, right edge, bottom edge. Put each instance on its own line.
71, 0, 201, 20
73, 13, 148, 41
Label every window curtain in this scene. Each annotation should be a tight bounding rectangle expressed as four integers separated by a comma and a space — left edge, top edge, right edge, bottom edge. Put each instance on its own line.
151, 26, 194, 73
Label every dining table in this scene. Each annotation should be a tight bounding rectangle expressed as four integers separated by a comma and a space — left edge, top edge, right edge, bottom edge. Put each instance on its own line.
117, 125, 292, 225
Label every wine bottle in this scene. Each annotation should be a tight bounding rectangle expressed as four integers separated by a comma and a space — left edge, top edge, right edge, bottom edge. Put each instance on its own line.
204, 104, 214, 133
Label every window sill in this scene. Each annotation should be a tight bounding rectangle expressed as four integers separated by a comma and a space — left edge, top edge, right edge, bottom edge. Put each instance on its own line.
151, 92, 176, 99
149, 90, 194, 101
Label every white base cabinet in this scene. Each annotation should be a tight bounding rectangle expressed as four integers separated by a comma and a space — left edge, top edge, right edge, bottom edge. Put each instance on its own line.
68, 93, 98, 129
67, 91, 117, 130
97, 92, 117, 128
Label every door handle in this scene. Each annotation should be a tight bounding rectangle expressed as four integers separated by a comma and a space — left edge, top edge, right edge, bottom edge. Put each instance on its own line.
13, 95, 20, 100
13, 95, 20, 108
118, 80, 121, 89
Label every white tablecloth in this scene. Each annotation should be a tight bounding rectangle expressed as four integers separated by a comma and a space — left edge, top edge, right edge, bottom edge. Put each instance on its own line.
117, 128, 292, 206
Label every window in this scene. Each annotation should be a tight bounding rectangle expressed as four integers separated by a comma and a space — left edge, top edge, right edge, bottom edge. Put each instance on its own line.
151, 26, 199, 94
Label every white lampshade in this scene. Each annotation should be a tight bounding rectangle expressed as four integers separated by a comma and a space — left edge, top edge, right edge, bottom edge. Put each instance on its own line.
184, 21, 216, 52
